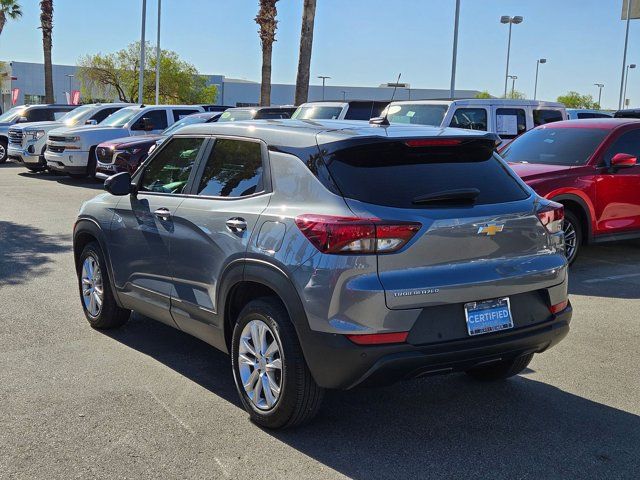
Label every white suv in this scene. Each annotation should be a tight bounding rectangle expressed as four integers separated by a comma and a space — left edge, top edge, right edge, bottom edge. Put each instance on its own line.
8, 103, 129, 172
45, 104, 204, 178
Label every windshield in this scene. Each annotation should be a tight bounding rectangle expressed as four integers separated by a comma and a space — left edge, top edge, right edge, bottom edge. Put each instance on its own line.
385, 104, 449, 126
58, 105, 93, 126
500, 128, 609, 166
0, 106, 27, 123
217, 110, 254, 122
99, 108, 139, 127
292, 106, 343, 120
161, 115, 208, 135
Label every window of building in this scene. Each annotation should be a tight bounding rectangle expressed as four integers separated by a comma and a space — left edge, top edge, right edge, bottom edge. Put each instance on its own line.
24, 94, 45, 105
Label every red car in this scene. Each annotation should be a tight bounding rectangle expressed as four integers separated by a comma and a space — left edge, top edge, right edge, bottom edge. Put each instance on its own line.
500, 118, 640, 263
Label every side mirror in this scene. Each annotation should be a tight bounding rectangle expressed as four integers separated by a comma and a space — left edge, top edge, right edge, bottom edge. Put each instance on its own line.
17, 116, 28, 123
611, 152, 637, 169
104, 172, 133, 196
85, 119, 98, 126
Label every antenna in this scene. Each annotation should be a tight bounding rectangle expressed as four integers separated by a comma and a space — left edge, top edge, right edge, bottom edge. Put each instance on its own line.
370, 73, 401, 126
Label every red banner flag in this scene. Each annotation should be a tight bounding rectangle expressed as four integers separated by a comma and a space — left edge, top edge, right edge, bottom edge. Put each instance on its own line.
71, 90, 81, 105
11, 88, 19, 105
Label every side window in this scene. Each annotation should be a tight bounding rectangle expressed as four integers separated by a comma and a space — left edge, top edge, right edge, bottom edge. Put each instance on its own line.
26, 108, 53, 122
172, 109, 200, 122
196, 138, 264, 198
496, 108, 527, 139
139, 137, 205, 194
449, 108, 488, 131
578, 112, 610, 119
53, 110, 71, 120
345, 102, 375, 120
533, 109, 564, 126
90, 107, 121, 124
602, 130, 640, 165
137, 109, 168, 130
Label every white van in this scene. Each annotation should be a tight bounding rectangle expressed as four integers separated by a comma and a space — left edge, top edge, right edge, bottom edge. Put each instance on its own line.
382, 99, 567, 145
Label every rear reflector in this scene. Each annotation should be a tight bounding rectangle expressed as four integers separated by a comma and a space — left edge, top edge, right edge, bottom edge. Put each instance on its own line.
346, 331, 409, 345
537, 203, 564, 234
295, 215, 421, 254
550, 300, 568, 314
405, 139, 462, 148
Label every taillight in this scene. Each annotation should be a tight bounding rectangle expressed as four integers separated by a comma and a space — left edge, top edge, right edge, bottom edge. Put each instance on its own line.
346, 331, 409, 345
537, 204, 564, 234
294, 215, 421, 254
550, 299, 568, 314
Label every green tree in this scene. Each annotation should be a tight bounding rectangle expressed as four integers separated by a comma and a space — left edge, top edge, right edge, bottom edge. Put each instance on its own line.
77, 42, 217, 104
475, 90, 492, 99
502, 90, 526, 100
255, 0, 278, 106
557, 91, 599, 109
0, 0, 22, 36
40, 0, 54, 103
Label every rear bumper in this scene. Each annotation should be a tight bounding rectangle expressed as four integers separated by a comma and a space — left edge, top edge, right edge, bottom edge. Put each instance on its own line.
301, 304, 571, 390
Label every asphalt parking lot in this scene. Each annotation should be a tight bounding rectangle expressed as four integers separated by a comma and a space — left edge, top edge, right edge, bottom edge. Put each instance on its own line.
0, 163, 639, 480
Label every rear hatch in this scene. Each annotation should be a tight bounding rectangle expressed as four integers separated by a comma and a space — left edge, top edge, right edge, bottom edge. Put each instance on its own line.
320, 135, 566, 310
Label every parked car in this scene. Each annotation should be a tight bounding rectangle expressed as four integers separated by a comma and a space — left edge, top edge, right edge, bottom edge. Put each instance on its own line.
73, 119, 570, 429
381, 99, 567, 146
8, 103, 130, 172
199, 104, 233, 112
95, 111, 222, 180
0, 104, 76, 164
45, 104, 204, 178
217, 106, 296, 122
566, 109, 612, 120
292, 100, 389, 121
613, 108, 640, 119
501, 118, 640, 263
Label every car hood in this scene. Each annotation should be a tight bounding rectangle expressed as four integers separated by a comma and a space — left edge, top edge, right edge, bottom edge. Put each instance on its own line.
49, 125, 130, 144
508, 162, 575, 182
98, 134, 162, 149
10, 120, 62, 131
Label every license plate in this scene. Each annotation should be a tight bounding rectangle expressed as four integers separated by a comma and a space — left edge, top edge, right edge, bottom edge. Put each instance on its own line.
464, 297, 513, 336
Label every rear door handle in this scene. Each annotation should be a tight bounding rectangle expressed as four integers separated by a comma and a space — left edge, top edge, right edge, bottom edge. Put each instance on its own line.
226, 217, 247, 233
154, 207, 171, 221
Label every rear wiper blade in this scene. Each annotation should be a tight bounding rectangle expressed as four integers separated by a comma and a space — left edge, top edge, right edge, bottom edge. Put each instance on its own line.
412, 188, 480, 205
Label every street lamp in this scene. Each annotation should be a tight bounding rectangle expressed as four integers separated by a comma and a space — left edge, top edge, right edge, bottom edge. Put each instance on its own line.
340, 90, 346, 101
533, 58, 546, 100
594, 83, 604, 108
500, 15, 523, 98
507, 75, 518, 98
318, 75, 331, 100
623, 64, 636, 109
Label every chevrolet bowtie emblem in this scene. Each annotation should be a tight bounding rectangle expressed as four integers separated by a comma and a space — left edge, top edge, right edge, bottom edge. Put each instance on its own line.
477, 223, 504, 236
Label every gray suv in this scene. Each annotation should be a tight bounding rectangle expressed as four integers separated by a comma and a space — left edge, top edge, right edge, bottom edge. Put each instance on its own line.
73, 120, 571, 428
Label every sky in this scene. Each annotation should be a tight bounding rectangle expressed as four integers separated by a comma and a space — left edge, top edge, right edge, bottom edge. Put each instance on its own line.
0, 0, 638, 109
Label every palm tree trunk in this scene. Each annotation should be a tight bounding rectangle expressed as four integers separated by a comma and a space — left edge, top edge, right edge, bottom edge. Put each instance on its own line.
260, 43, 273, 106
256, 0, 278, 107
40, 0, 54, 103
0, 12, 6, 37
294, 0, 316, 106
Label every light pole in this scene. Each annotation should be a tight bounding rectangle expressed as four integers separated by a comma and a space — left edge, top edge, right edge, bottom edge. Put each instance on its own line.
65, 74, 74, 95
317, 75, 330, 100
500, 15, 523, 98
594, 83, 604, 108
449, 0, 461, 100
507, 75, 518, 98
138, 0, 147, 104
533, 58, 546, 100
340, 90, 346, 101
155, 0, 161, 104
623, 64, 636, 108
619, 0, 632, 109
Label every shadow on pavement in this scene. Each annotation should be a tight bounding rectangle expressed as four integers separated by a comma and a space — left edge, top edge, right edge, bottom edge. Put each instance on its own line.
106, 314, 640, 480
0, 221, 71, 286
17, 170, 103, 190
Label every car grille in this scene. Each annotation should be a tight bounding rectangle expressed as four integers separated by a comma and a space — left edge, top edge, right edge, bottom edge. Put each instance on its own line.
96, 146, 113, 164
48, 135, 67, 143
8, 129, 23, 146
48, 145, 65, 153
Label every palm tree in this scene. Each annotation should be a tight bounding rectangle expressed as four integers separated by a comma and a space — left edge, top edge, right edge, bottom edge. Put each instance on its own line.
255, 0, 278, 106
294, 0, 316, 105
0, 0, 22, 37
40, 0, 54, 103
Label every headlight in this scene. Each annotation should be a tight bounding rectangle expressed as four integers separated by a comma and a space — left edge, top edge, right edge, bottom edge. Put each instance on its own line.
26, 130, 45, 141
67, 136, 81, 143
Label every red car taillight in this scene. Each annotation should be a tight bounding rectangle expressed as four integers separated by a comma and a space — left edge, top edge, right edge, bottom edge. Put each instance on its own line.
537, 204, 564, 234
294, 215, 421, 254
550, 300, 568, 314
346, 331, 409, 345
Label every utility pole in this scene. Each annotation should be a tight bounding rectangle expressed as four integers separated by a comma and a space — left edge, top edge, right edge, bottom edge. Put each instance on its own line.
619, 0, 632, 109
318, 75, 330, 100
155, 0, 161, 104
449, 0, 461, 99
138, 0, 147, 104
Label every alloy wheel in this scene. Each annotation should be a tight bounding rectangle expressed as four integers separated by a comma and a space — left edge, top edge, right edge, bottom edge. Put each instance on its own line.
81, 255, 104, 317
563, 219, 578, 263
238, 319, 283, 410
0, 144, 6, 160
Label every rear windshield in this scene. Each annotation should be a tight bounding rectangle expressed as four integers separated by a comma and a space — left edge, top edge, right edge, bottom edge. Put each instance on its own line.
323, 140, 529, 208
292, 106, 343, 120
385, 104, 449, 126
500, 127, 609, 166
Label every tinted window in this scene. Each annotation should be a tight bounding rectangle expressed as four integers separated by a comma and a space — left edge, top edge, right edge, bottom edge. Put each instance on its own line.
500, 128, 609, 166
172, 109, 200, 122
533, 109, 563, 126
602, 129, 640, 165
496, 108, 527, 139
386, 104, 448, 126
217, 110, 254, 122
197, 139, 263, 197
345, 102, 376, 120
90, 107, 121, 124
26, 108, 53, 122
139, 137, 204, 194
449, 108, 487, 131
324, 141, 528, 208
292, 106, 343, 120
255, 109, 294, 119
577, 112, 611, 119
136, 109, 168, 130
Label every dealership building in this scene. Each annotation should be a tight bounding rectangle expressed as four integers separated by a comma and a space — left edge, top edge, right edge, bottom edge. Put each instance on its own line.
1, 60, 480, 111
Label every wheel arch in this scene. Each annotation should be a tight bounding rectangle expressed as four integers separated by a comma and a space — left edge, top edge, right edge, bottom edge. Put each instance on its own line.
548, 192, 594, 244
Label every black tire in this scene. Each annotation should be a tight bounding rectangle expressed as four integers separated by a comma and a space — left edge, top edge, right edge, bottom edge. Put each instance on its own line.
26, 165, 45, 172
0, 137, 7, 164
86, 146, 97, 179
466, 353, 534, 381
77, 241, 130, 329
563, 209, 583, 265
231, 297, 324, 429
